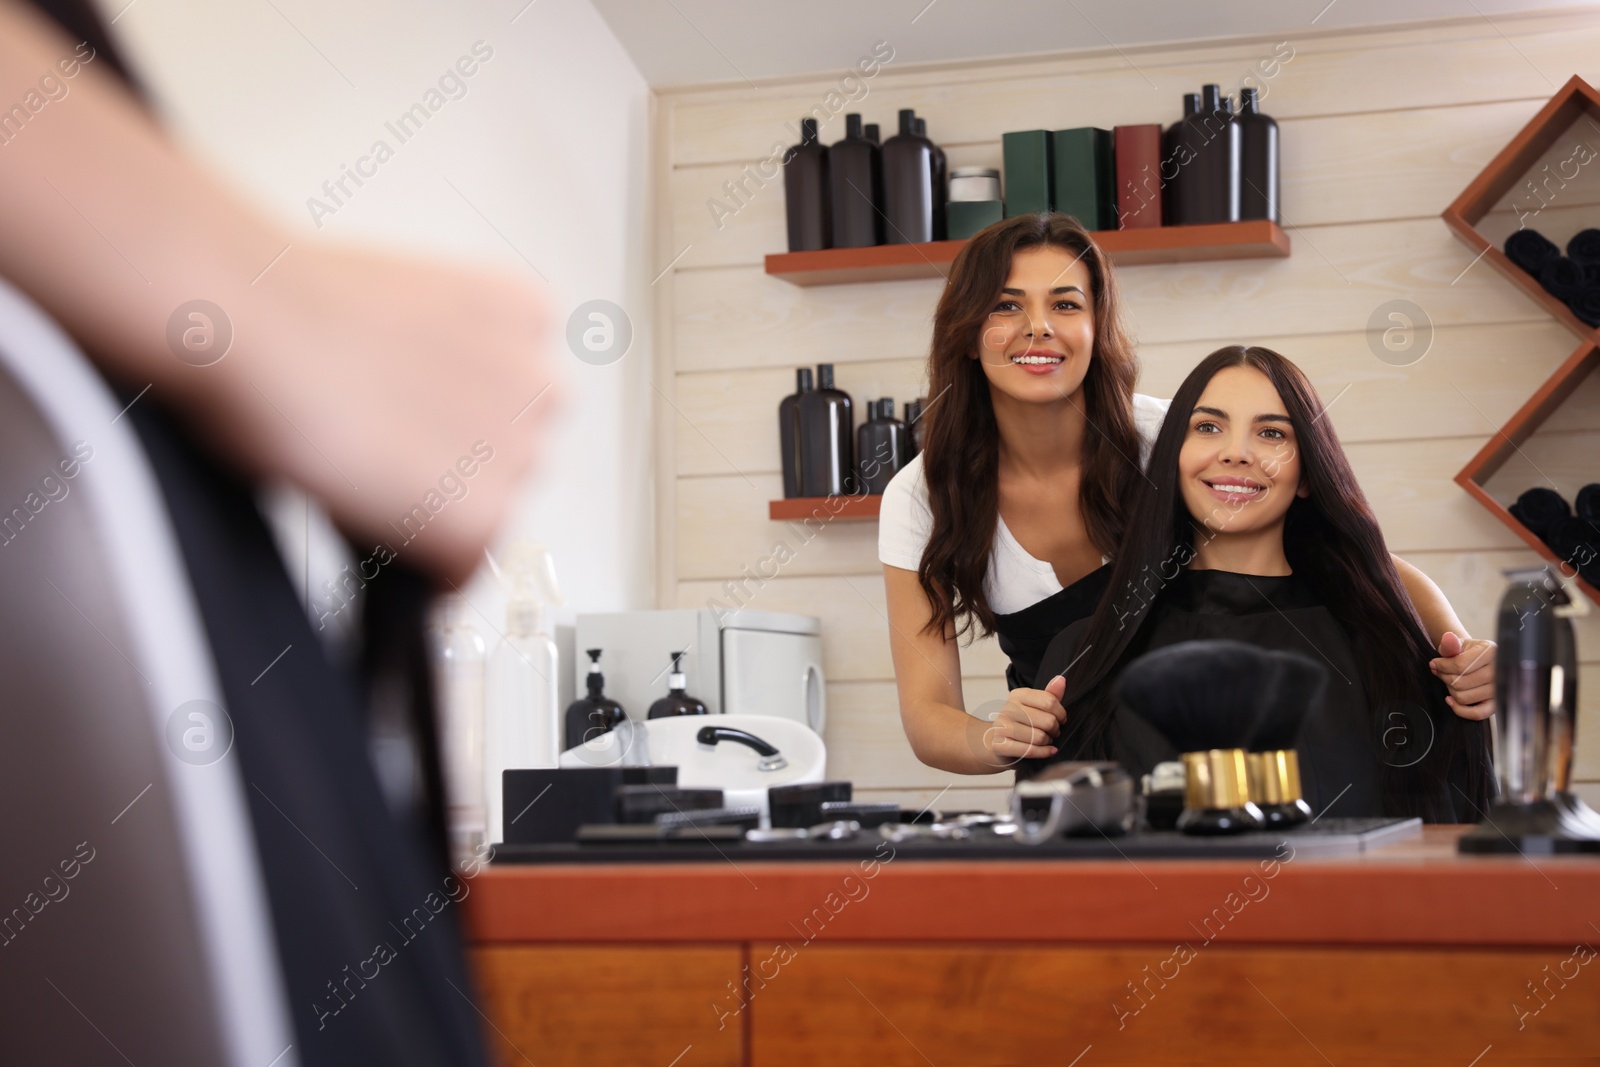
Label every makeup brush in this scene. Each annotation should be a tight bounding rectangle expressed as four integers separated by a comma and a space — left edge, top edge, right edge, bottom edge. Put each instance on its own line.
1246, 650, 1327, 828
1114, 640, 1271, 834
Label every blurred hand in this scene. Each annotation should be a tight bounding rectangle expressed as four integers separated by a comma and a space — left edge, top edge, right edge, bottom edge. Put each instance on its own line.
978, 675, 1067, 765
1431, 631, 1496, 721
200, 244, 560, 586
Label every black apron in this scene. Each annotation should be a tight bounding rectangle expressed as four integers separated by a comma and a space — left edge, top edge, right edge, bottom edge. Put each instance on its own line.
1031, 570, 1464, 820
992, 563, 1112, 693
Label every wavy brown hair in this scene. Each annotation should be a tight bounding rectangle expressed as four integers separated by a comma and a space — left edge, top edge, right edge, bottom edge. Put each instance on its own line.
918, 213, 1141, 640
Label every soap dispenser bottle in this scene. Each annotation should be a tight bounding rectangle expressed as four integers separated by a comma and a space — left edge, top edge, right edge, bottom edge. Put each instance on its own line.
564, 649, 627, 749
783, 117, 831, 252
829, 113, 883, 248
857, 398, 907, 494
485, 542, 563, 845
647, 652, 709, 719
779, 367, 814, 499
881, 108, 934, 244
1235, 86, 1279, 223
799, 362, 855, 496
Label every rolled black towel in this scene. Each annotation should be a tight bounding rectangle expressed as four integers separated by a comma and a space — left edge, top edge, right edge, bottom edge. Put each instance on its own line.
1585, 261, 1600, 285
1568, 228, 1600, 265
1572, 284, 1600, 327
1506, 228, 1560, 276
1539, 256, 1587, 302
1544, 517, 1600, 586
1509, 486, 1571, 538
1577, 483, 1600, 524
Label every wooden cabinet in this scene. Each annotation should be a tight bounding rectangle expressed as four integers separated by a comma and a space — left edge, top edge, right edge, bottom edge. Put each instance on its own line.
463, 829, 1600, 1065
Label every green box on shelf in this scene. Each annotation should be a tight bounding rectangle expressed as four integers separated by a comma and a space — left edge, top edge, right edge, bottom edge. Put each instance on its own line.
1002, 129, 1053, 216
1051, 127, 1117, 231
946, 200, 1004, 240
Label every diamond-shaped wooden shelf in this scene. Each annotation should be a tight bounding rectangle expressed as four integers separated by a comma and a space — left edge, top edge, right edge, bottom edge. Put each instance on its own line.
1443, 74, 1600, 605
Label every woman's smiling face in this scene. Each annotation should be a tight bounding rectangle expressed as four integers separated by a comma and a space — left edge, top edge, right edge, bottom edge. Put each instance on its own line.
973, 245, 1096, 405
1179, 365, 1309, 537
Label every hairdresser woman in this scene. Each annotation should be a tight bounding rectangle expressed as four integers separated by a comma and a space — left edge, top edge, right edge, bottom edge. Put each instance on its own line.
880, 214, 1493, 774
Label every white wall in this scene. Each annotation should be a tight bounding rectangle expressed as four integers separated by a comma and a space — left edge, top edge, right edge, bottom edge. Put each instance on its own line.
108, 0, 656, 628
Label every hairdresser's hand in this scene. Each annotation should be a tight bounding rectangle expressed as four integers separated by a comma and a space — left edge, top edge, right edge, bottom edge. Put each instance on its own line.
1431, 631, 1496, 720
977, 676, 1067, 766
196, 244, 560, 585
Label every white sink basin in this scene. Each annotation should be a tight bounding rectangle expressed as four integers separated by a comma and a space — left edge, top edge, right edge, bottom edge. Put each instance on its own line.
559, 714, 826, 821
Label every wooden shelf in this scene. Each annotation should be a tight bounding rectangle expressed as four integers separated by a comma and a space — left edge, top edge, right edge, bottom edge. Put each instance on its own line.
764, 220, 1291, 286
1441, 73, 1600, 346
1443, 74, 1600, 607
768, 495, 882, 522
1453, 339, 1600, 606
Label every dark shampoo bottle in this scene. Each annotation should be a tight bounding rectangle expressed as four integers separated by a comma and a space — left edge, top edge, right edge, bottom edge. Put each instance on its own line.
799, 363, 855, 497
1235, 87, 1279, 223
1187, 84, 1240, 225
857, 398, 907, 494
881, 109, 934, 244
1162, 92, 1201, 226
913, 116, 947, 240
563, 648, 627, 750
829, 113, 882, 248
778, 367, 813, 499
783, 117, 831, 252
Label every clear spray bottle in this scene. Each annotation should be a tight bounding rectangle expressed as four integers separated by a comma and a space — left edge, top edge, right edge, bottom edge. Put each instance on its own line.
484, 542, 564, 846
432, 594, 487, 868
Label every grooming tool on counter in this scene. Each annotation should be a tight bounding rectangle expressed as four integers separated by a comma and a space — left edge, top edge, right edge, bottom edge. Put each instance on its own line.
1115, 640, 1269, 835
769, 781, 852, 828
615, 784, 724, 824
1141, 761, 1186, 829
646, 651, 709, 719
655, 806, 762, 833
1246, 649, 1326, 828
1011, 762, 1136, 843
1461, 568, 1600, 852
576, 823, 746, 844
811, 819, 862, 841
819, 801, 902, 827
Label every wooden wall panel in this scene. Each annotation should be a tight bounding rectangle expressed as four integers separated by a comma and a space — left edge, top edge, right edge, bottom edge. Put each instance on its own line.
748, 944, 1600, 1066
656, 12, 1600, 798
469, 945, 742, 1067
666, 15, 1600, 166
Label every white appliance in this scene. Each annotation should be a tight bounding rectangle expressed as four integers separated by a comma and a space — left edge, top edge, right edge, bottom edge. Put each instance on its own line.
573, 609, 824, 732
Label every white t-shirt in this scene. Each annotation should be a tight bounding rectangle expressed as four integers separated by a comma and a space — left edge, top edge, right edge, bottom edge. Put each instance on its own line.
878, 393, 1172, 616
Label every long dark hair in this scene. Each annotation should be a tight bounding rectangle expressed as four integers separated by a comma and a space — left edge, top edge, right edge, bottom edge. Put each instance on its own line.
1055, 345, 1492, 819
918, 213, 1140, 640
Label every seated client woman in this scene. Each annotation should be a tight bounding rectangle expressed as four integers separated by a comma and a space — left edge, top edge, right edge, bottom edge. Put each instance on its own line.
1031, 345, 1493, 822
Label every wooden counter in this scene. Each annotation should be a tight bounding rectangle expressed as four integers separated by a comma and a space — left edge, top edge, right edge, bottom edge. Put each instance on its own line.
462, 827, 1600, 1065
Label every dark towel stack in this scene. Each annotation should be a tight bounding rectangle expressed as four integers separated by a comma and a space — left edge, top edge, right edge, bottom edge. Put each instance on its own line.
1508, 484, 1600, 586
1503, 228, 1600, 328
